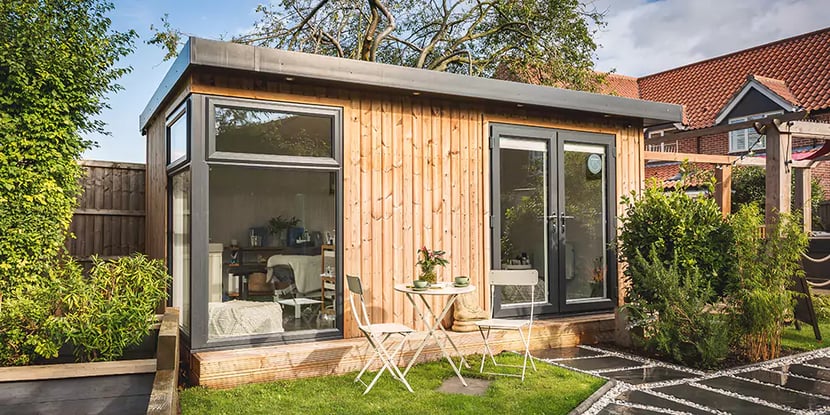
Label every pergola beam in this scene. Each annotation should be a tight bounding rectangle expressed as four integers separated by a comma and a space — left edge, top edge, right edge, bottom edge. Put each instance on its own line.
774, 120, 830, 138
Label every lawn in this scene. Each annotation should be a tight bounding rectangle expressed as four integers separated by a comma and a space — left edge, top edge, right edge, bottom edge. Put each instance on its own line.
782, 318, 830, 352
180, 353, 605, 415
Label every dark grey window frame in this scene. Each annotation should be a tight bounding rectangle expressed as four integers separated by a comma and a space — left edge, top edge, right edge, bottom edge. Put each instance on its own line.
165, 97, 192, 342
489, 123, 617, 318
188, 94, 344, 352
206, 96, 342, 167
166, 101, 190, 169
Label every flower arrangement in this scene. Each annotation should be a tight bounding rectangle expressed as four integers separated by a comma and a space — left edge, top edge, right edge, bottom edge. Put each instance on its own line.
416, 246, 448, 284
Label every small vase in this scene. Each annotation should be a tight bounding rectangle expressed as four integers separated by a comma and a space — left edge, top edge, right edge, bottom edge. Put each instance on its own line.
420, 270, 437, 284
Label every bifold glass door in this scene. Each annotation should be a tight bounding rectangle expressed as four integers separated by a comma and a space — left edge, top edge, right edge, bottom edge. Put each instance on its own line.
491, 125, 615, 317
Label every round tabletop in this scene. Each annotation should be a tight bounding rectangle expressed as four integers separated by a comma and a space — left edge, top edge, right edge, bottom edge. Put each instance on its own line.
394, 282, 476, 295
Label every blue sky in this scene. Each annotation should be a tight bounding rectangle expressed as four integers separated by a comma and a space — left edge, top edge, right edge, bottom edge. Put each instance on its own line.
84, 0, 830, 163
83, 1, 261, 162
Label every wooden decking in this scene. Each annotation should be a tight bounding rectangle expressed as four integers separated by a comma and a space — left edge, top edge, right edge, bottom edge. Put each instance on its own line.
190, 313, 614, 389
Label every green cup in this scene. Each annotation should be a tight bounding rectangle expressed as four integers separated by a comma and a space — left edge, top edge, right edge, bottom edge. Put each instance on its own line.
413, 280, 429, 288
454, 276, 469, 285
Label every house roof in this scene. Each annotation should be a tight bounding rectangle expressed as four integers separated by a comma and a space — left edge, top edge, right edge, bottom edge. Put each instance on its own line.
605, 27, 830, 130
601, 74, 640, 99
140, 37, 682, 132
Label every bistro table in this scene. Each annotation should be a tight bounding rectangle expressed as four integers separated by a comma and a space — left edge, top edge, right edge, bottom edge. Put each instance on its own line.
394, 282, 476, 386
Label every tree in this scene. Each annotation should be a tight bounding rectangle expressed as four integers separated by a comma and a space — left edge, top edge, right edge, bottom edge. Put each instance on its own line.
150, 0, 606, 91
0, 0, 134, 365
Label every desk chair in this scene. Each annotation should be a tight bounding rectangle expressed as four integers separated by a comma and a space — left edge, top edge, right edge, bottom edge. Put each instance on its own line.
476, 269, 539, 381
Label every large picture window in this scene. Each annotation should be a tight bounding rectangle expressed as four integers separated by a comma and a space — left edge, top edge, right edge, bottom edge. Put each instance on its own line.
201, 97, 342, 345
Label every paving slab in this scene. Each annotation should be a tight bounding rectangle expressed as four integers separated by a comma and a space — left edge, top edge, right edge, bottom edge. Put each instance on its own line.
557, 356, 643, 372
602, 366, 694, 385
804, 356, 830, 368
781, 364, 830, 382
653, 383, 792, 415
700, 376, 830, 411
737, 369, 830, 398
435, 377, 490, 396
596, 403, 665, 415
618, 390, 713, 415
533, 347, 602, 360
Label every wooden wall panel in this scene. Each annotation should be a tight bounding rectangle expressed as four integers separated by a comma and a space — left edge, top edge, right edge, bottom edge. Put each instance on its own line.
145, 114, 168, 261
190, 71, 643, 338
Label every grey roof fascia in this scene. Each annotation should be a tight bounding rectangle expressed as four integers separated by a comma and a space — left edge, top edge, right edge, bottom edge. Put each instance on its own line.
139, 41, 192, 133
140, 37, 682, 132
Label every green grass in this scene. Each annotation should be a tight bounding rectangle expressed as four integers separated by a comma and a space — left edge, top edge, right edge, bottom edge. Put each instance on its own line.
180, 353, 605, 415
782, 319, 830, 352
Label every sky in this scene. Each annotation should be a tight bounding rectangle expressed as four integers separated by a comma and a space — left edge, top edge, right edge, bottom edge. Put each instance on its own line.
83, 0, 830, 163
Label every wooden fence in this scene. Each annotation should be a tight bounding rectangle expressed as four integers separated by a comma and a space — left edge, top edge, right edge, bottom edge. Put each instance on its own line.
66, 160, 147, 261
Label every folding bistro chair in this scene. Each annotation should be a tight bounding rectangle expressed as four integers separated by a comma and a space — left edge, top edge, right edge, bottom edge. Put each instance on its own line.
476, 269, 539, 381
347, 275, 415, 395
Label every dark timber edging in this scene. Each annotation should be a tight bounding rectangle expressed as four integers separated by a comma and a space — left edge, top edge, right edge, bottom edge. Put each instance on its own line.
0, 308, 179, 415
147, 308, 180, 415
567, 379, 616, 415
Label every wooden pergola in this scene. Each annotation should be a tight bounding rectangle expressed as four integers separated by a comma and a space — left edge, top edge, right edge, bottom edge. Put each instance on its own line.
645, 114, 830, 231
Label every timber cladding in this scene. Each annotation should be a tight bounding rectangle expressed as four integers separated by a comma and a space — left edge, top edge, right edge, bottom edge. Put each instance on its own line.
145, 69, 644, 339
68, 160, 146, 261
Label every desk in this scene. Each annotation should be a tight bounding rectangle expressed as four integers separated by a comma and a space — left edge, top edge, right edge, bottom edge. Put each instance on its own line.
394, 283, 476, 386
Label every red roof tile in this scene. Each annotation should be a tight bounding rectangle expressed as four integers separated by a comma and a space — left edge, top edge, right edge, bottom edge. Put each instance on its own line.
635, 28, 830, 130
601, 74, 640, 99
752, 75, 801, 107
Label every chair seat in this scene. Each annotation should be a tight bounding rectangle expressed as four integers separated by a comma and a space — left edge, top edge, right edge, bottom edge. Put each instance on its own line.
361, 323, 415, 335
475, 318, 530, 329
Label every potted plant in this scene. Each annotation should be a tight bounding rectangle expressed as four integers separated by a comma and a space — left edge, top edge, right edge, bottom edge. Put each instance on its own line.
416, 246, 448, 284
267, 215, 300, 247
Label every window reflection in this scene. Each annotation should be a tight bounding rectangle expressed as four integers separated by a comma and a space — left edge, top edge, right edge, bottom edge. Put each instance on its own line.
207, 165, 336, 339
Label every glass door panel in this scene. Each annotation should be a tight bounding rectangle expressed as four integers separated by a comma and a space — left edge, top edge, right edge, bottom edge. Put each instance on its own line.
561, 143, 608, 303
498, 138, 549, 307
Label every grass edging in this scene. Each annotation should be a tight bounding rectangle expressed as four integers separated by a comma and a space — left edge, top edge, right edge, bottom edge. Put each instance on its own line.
566, 378, 615, 415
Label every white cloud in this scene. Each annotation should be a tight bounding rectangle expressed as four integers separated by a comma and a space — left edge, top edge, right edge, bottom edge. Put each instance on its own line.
592, 0, 830, 76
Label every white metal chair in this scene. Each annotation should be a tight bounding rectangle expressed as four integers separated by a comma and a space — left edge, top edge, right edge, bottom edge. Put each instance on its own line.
347, 275, 415, 395
476, 269, 539, 381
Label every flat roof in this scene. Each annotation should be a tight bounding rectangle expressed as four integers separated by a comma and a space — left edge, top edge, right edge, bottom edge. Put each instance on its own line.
140, 37, 683, 131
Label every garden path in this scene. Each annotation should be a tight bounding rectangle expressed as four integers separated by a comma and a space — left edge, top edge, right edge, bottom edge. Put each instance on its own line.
541, 345, 830, 414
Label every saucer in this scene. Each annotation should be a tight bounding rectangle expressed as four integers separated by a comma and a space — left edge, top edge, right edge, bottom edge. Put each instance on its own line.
412, 286, 429, 291
453, 283, 470, 288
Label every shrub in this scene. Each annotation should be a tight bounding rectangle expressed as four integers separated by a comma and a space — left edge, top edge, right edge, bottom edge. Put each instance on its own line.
0, 0, 134, 365
59, 254, 170, 362
731, 166, 824, 230
623, 251, 731, 368
619, 179, 734, 301
729, 205, 807, 361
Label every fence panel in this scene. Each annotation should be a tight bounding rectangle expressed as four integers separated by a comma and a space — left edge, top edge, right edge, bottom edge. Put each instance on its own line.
67, 160, 147, 260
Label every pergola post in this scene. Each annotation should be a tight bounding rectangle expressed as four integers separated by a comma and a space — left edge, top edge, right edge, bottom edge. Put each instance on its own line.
714, 164, 732, 217
765, 125, 792, 227
794, 167, 812, 232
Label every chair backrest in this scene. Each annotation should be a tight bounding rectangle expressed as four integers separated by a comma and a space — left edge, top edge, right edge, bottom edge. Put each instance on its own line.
346, 275, 371, 328
488, 269, 539, 321
489, 269, 538, 286
266, 255, 296, 283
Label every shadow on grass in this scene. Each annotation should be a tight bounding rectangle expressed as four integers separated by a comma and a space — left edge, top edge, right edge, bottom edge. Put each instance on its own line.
180, 353, 605, 415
